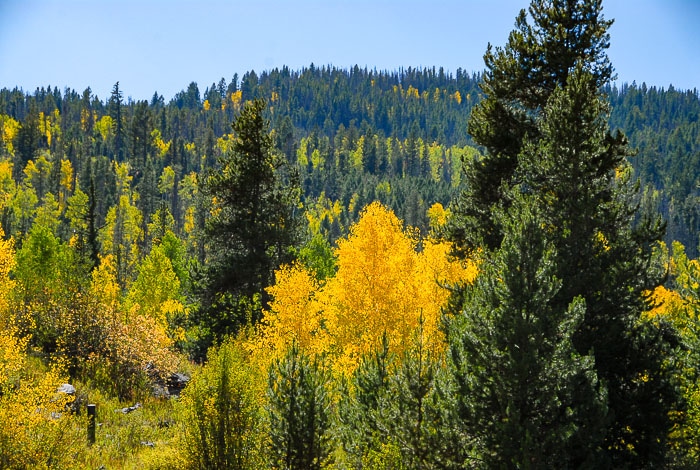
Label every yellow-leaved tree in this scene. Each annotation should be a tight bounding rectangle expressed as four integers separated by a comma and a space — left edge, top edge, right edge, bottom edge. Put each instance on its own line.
81, 254, 179, 399
646, 242, 700, 462
251, 201, 476, 376
0, 225, 84, 468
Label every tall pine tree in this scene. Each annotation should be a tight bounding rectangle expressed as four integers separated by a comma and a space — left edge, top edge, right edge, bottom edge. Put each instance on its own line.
198, 98, 301, 351
448, 0, 614, 254
446, 0, 681, 466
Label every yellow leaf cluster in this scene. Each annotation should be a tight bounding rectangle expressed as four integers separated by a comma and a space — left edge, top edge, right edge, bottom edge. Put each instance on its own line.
250, 202, 475, 376
644, 285, 684, 321
0, 226, 15, 325
230, 90, 243, 112
0, 114, 20, 155
0, 357, 82, 469
95, 115, 114, 141
0, 160, 14, 210
305, 192, 343, 235
252, 262, 326, 362
0, 324, 26, 389
151, 128, 171, 157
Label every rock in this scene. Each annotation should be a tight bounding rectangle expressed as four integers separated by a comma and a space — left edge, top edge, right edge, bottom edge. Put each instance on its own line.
57, 383, 76, 395
166, 372, 190, 397
118, 403, 142, 414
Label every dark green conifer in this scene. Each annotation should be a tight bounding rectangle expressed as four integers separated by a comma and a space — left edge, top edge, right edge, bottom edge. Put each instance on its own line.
198, 98, 301, 349
446, 0, 681, 466
267, 342, 331, 470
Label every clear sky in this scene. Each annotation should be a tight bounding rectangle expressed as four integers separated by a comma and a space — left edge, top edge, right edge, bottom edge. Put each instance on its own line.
0, 0, 698, 103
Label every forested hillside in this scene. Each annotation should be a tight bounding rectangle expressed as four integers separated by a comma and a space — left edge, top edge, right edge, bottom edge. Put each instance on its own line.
1, 66, 698, 252
1, 0, 700, 467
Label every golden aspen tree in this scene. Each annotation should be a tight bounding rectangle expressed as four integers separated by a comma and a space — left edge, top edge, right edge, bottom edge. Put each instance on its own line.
252, 202, 473, 377
99, 193, 144, 288
0, 160, 15, 212
252, 262, 327, 367
0, 114, 20, 156
0, 226, 15, 328
124, 243, 186, 341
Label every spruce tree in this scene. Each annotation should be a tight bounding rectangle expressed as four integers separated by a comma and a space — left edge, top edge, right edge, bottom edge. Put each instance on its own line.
446, 0, 681, 466
267, 343, 331, 470
198, 98, 301, 349
108, 82, 125, 162
448, 0, 614, 254
447, 193, 607, 467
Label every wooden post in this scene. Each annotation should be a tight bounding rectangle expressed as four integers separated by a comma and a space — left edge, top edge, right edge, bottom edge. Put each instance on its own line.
87, 404, 96, 444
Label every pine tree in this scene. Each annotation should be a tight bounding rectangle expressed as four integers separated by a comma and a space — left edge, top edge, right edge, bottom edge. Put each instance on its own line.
446, 0, 681, 466
447, 194, 607, 467
448, 0, 614, 254
108, 82, 125, 162
267, 342, 331, 470
198, 98, 301, 349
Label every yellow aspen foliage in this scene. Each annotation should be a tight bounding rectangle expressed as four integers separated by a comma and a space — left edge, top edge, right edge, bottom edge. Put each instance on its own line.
95, 115, 114, 141
427, 202, 450, 231
0, 326, 26, 392
251, 202, 474, 377
320, 203, 422, 367
305, 192, 343, 235
99, 194, 143, 286
125, 244, 185, 331
84, 255, 178, 398
203, 99, 211, 111
158, 165, 176, 195
89, 254, 121, 316
216, 133, 235, 155
311, 148, 324, 170
653, 242, 700, 460
23, 154, 53, 193
427, 142, 444, 182
348, 192, 361, 216
0, 114, 20, 155
453, 90, 462, 104
39, 111, 53, 147
376, 180, 391, 199
0, 357, 83, 469
151, 128, 171, 157
0, 226, 14, 317
58, 159, 73, 208
406, 85, 420, 99
644, 285, 684, 321
351, 136, 364, 169
252, 262, 327, 368
79, 107, 94, 132
230, 90, 243, 111
114, 161, 133, 196
297, 136, 309, 167
0, 160, 14, 210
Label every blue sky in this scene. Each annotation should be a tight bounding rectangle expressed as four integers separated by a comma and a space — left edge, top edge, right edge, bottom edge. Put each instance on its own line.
0, 0, 698, 102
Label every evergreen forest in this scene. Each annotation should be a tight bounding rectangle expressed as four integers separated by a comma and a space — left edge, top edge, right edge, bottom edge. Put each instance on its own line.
1, 0, 700, 468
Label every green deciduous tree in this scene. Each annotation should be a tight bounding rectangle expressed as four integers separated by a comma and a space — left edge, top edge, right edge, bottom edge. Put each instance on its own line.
179, 340, 266, 470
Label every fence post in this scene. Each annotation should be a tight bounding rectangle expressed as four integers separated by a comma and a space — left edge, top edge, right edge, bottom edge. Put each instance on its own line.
87, 404, 96, 445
